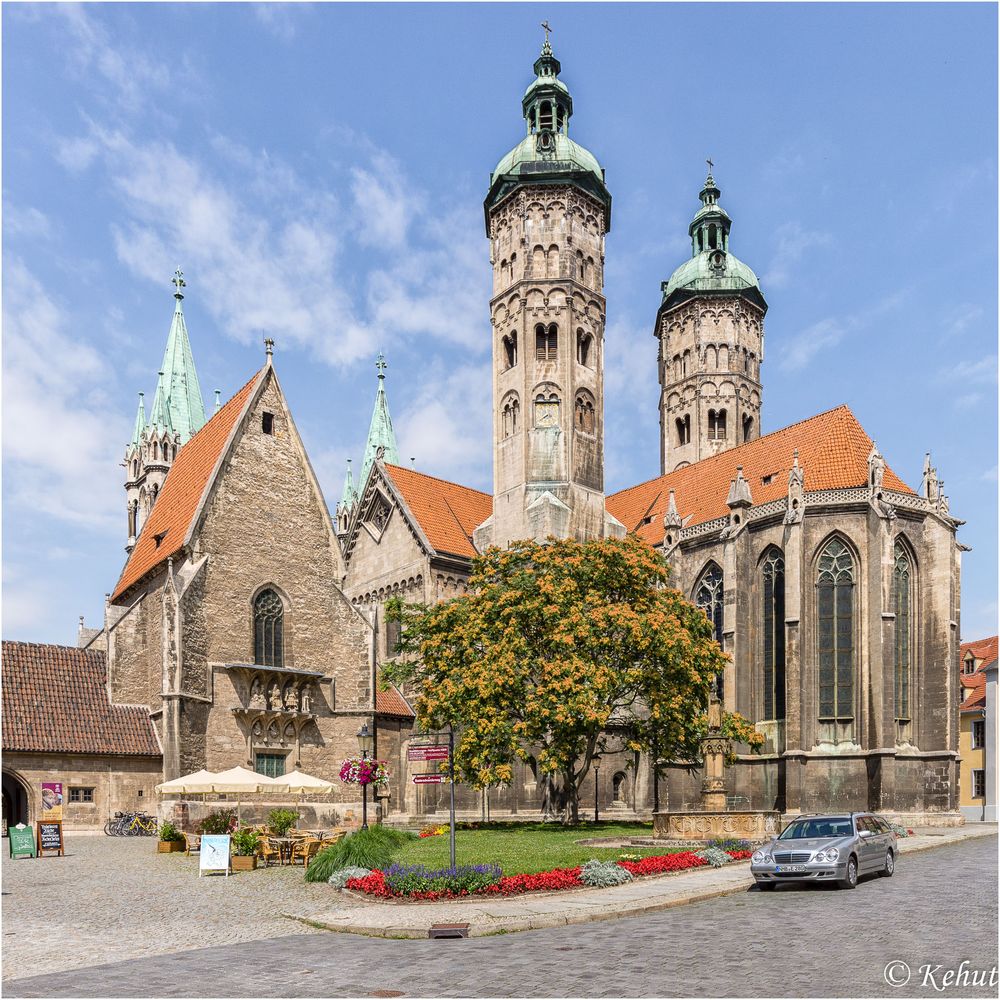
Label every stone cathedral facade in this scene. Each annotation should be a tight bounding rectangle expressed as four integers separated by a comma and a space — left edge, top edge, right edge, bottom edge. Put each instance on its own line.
4, 38, 965, 831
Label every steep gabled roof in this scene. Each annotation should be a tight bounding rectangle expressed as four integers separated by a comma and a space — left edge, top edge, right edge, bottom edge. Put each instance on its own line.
376, 681, 416, 719
961, 636, 998, 665
2, 642, 161, 756
607, 405, 914, 545
959, 636, 997, 712
383, 464, 492, 560
112, 369, 264, 601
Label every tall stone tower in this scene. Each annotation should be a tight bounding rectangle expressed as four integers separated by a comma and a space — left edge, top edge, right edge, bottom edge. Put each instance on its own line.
474, 35, 623, 550
655, 168, 768, 474
124, 269, 207, 552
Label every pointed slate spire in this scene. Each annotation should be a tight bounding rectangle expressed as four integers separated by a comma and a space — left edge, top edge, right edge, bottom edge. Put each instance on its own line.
727, 466, 753, 509
663, 489, 682, 530
154, 268, 207, 443
129, 392, 147, 449
359, 353, 401, 489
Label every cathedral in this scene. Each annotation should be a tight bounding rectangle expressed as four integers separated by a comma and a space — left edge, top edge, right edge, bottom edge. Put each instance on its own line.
2, 38, 966, 832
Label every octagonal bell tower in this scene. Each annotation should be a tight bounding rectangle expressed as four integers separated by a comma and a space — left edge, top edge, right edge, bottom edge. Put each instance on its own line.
474, 34, 624, 550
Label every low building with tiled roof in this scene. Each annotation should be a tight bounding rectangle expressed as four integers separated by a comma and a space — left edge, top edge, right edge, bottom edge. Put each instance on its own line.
2, 642, 162, 831
958, 636, 996, 820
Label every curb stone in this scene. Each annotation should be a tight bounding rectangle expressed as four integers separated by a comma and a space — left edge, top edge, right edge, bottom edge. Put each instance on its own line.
283, 824, 996, 939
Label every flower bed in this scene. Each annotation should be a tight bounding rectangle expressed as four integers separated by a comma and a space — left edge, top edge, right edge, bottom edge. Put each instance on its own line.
345, 849, 749, 901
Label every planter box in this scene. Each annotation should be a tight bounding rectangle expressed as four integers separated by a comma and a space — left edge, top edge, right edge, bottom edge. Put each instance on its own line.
157, 840, 185, 853
232, 854, 258, 871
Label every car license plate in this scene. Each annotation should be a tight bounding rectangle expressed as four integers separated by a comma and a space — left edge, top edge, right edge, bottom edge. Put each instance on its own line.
775, 864, 806, 872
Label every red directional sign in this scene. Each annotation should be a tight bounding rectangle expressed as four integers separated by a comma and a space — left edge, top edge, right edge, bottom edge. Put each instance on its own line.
407, 745, 450, 762
412, 774, 445, 784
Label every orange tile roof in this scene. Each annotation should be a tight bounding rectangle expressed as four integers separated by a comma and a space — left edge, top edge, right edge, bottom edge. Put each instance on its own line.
961, 636, 998, 664
2, 642, 161, 756
606, 405, 914, 545
112, 370, 263, 601
959, 636, 997, 712
383, 464, 492, 559
376, 681, 415, 719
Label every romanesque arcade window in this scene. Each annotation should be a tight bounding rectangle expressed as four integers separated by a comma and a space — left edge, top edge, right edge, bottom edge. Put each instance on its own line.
675, 414, 691, 446
502, 333, 518, 370
501, 394, 520, 439
535, 323, 558, 361
708, 408, 727, 441
817, 538, 855, 740
574, 392, 595, 434
893, 540, 912, 728
761, 550, 786, 721
743, 415, 753, 442
253, 589, 284, 668
576, 330, 593, 367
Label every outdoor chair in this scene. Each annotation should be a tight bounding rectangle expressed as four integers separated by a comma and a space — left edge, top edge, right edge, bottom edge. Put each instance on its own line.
257, 836, 281, 867
291, 838, 322, 868
183, 832, 202, 855
320, 830, 347, 849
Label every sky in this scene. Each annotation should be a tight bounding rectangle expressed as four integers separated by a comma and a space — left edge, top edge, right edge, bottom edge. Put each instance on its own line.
3, 2, 997, 644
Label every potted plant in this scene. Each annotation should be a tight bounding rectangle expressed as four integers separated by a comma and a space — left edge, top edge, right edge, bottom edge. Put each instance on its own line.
157, 821, 186, 853
267, 808, 298, 837
231, 827, 260, 871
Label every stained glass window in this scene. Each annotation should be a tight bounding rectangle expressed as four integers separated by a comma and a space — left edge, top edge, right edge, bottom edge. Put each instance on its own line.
695, 564, 724, 700
893, 541, 911, 722
817, 538, 854, 722
762, 550, 786, 721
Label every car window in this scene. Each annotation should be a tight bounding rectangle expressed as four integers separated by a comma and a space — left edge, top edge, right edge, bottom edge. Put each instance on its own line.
779, 817, 852, 839
873, 817, 891, 834
858, 816, 877, 834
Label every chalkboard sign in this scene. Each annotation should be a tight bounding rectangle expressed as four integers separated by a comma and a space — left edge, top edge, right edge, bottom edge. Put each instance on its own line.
8, 824, 36, 859
37, 820, 64, 857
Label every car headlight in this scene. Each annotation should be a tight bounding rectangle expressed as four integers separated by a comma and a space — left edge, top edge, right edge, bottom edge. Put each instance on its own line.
752, 850, 772, 865
813, 850, 827, 863
825, 848, 839, 862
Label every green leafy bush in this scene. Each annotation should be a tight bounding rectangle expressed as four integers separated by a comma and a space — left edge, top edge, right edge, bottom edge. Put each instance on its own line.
158, 821, 184, 842
197, 808, 238, 835
305, 826, 416, 883
579, 859, 633, 887
695, 847, 732, 868
231, 827, 260, 857
267, 808, 299, 837
328, 866, 372, 889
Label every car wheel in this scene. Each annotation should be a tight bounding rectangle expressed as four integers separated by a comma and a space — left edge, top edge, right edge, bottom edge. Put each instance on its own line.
839, 855, 858, 890
880, 849, 894, 877
758, 882, 776, 892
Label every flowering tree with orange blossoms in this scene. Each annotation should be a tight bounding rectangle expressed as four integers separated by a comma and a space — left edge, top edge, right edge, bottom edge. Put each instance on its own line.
385, 534, 733, 823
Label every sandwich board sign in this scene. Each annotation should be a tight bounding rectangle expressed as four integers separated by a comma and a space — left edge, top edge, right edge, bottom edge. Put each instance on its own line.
199, 834, 231, 877
8, 824, 36, 859
37, 820, 64, 857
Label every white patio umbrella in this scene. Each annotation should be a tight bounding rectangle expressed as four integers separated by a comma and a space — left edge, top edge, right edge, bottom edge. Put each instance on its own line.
271, 770, 335, 825
154, 769, 219, 794
208, 766, 278, 823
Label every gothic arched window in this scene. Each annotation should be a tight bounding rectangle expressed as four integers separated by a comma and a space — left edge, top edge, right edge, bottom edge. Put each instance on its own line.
695, 563, 724, 700
893, 540, 912, 726
254, 589, 284, 668
817, 538, 855, 737
761, 550, 786, 721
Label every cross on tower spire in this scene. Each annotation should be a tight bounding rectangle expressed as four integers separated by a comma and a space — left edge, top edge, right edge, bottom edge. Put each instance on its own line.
376, 352, 388, 380
172, 267, 186, 300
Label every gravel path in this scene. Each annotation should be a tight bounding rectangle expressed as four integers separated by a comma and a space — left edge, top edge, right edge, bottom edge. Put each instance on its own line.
1, 836, 354, 981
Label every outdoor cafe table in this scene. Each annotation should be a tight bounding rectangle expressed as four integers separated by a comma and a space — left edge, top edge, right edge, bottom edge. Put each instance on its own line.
269, 836, 297, 865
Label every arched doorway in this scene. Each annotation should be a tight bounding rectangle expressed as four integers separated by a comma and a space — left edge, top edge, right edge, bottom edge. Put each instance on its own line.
612, 771, 628, 805
2, 770, 31, 835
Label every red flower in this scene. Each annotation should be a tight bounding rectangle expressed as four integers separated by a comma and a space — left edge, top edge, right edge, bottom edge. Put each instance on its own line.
617, 851, 708, 877
726, 850, 753, 861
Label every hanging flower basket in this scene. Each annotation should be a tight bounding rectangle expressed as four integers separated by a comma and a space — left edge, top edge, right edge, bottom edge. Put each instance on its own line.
339, 758, 390, 787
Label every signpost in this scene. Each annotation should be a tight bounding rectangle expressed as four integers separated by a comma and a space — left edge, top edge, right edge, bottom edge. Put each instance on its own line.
37, 820, 64, 857
406, 728, 457, 868
8, 824, 36, 859
199, 834, 231, 877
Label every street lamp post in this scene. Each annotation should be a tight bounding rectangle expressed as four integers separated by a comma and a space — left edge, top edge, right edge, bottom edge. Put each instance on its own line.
357, 722, 374, 831
593, 754, 602, 824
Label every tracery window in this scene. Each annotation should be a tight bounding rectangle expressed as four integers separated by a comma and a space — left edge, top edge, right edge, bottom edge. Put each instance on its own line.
695, 564, 724, 701
761, 550, 786, 721
253, 588, 284, 668
817, 538, 855, 736
893, 541, 912, 724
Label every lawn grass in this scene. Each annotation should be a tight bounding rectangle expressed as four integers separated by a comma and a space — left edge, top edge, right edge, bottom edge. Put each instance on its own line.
391, 821, 681, 875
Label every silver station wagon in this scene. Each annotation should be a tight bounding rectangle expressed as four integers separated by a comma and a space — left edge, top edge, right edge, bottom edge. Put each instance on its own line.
751, 813, 898, 890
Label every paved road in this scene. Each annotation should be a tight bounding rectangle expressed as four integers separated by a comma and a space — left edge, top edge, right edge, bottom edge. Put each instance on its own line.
5, 835, 997, 998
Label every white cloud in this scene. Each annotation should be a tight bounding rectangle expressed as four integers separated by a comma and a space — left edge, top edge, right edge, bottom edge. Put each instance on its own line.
2, 258, 126, 530
945, 356, 997, 385
945, 304, 985, 340
351, 153, 421, 249
763, 222, 832, 289
3, 203, 53, 241
254, 3, 305, 42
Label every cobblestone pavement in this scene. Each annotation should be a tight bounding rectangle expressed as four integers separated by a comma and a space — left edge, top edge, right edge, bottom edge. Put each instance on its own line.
5, 835, 997, 998
0, 835, 362, 982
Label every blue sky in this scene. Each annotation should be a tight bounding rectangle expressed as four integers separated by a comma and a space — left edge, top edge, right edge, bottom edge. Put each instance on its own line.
3, 2, 997, 644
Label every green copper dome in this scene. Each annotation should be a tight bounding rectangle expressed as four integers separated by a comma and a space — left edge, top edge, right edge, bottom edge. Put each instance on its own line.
661, 169, 766, 311
485, 37, 611, 230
